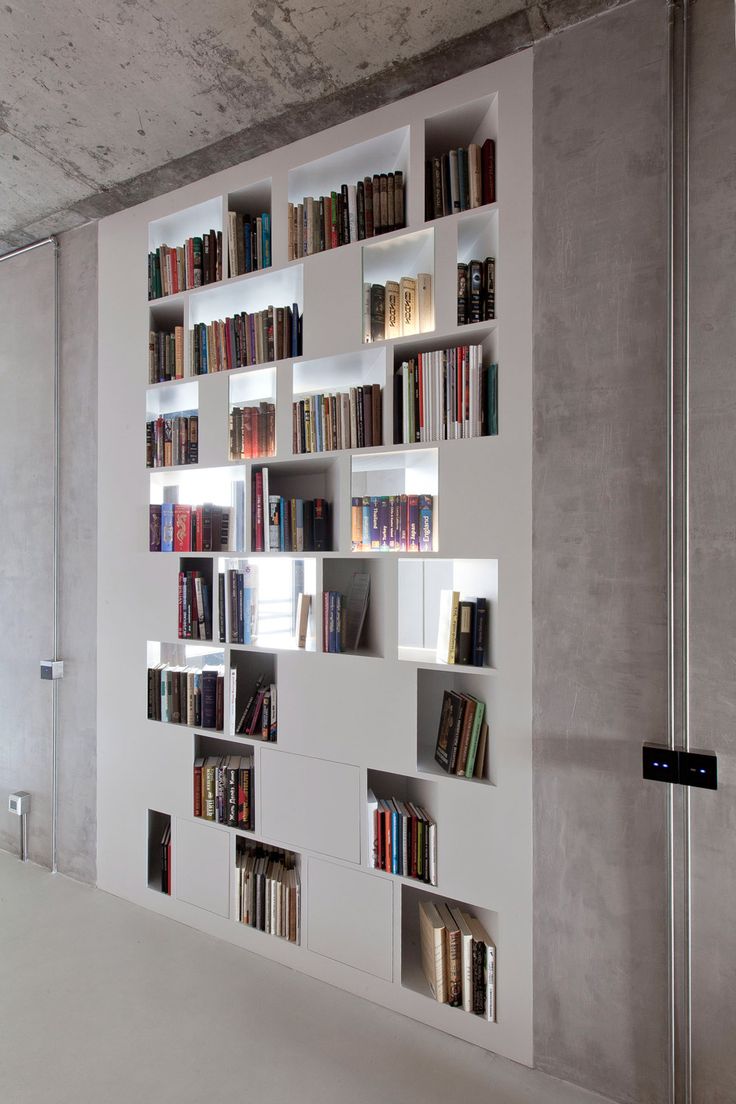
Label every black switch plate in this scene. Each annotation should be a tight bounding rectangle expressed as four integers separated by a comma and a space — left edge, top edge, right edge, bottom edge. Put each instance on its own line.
642, 744, 679, 783
680, 750, 718, 790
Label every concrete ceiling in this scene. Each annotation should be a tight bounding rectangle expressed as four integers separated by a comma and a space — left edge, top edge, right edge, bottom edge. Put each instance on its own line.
0, 0, 621, 252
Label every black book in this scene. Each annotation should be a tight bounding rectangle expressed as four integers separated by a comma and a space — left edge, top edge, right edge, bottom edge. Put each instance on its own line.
218, 573, 226, 642
441, 153, 451, 216
456, 600, 474, 665
393, 370, 403, 444
457, 263, 469, 325
370, 284, 385, 342
425, 160, 433, 221
431, 157, 443, 219
473, 597, 488, 666
357, 180, 365, 240
318, 197, 325, 253
227, 761, 238, 828
202, 669, 218, 728
303, 500, 314, 551
313, 498, 329, 551
472, 938, 486, 1016
340, 183, 350, 245
394, 170, 404, 229
468, 260, 483, 324
434, 689, 457, 771
484, 256, 496, 320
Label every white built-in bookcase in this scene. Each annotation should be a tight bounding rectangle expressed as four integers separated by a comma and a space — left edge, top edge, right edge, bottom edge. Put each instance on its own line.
97, 50, 532, 1064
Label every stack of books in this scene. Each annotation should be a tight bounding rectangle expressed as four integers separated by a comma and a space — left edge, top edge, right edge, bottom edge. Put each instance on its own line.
148, 229, 222, 299
190, 303, 302, 374
146, 412, 198, 468
229, 402, 276, 460
236, 842, 300, 943
394, 345, 498, 443
148, 327, 184, 383
367, 791, 437, 884
457, 258, 495, 325
193, 752, 254, 830
178, 569, 213, 640
425, 139, 495, 219
292, 384, 382, 453
147, 663, 224, 729
419, 899, 496, 1020
434, 691, 488, 779
364, 274, 433, 342
435, 592, 488, 666
351, 494, 434, 552
288, 171, 404, 259
226, 210, 271, 274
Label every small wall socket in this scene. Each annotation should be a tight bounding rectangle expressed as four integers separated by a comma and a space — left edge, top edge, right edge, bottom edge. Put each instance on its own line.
40, 660, 64, 680
9, 791, 31, 815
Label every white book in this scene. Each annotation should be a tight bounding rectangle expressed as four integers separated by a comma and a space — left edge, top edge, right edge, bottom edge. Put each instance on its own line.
363, 283, 372, 343
435, 589, 460, 663
262, 466, 270, 551
449, 906, 474, 1012
227, 211, 238, 277
228, 666, 237, 735
366, 788, 378, 869
385, 280, 401, 338
466, 913, 496, 1022
347, 184, 358, 242
417, 272, 433, 334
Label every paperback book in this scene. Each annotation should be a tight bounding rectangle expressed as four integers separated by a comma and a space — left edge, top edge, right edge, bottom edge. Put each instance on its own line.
418, 899, 496, 1020
236, 840, 300, 944
367, 789, 437, 884
351, 494, 434, 552
193, 752, 254, 830
394, 345, 498, 443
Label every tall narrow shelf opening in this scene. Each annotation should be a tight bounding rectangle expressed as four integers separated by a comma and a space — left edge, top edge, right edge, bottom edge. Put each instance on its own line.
229, 649, 278, 741
229, 367, 277, 460
147, 810, 172, 895
250, 459, 338, 553
149, 300, 185, 384
193, 733, 256, 832
235, 837, 301, 944
416, 667, 493, 784
227, 178, 272, 276
362, 229, 435, 344
424, 94, 497, 221
321, 556, 388, 657
367, 769, 438, 885
146, 380, 199, 469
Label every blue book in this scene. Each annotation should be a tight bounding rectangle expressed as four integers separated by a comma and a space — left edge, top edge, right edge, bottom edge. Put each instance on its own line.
243, 585, 253, 645
291, 303, 299, 357
418, 494, 433, 552
192, 671, 201, 725
161, 503, 174, 552
362, 497, 371, 549
244, 220, 252, 273
262, 213, 271, 268
390, 803, 399, 875
201, 326, 208, 374
295, 498, 304, 551
279, 497, 286, 551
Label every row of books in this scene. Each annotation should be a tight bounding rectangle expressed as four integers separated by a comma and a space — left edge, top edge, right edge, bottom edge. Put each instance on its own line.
148, 230, 223, 300
287, 171, 405, 260
393, 346, 498, 443
457, 258, 495, 326
364, 274, 433, 343
229, 403, 276, 460
419, 899, 496, 1020
234, 674, 277, 740
436, 592, 488, 667
434, 691, 488, 779
236, 843, 300, 943
149, 501, 238, 553
147, 663, 224, 729
292, 384, 383, 454
218, 565, 257, 645
178, 569, 213, 641
193, 753, 254, 830
146, 412, 198, 468
149, 327, 184, 384
190, 303, 302, 375
351, 494, 434, 553
367, 791, 437, 885
253, 475, 331, 553
226, 210, 271, 276
425, 139, 496, 221
322, 573, 370, 653
158, 823, 171, 895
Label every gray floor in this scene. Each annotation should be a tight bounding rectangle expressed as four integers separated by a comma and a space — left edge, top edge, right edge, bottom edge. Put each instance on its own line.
0, 850, 613, 1104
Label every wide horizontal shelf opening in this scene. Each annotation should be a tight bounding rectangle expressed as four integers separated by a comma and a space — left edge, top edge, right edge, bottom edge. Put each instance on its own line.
288, 127, 410, 207
218, 556, 317, 652
229, 650, 277, 741
251, 461, 338, 553
292, 348, 386, 454
351, 449, 438, 553
397, 558, 497, 668
147, 640, 226, 730
149, 467, 245, 553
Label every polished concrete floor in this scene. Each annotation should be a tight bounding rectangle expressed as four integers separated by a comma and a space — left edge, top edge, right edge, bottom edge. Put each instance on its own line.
0, 850, 613, 1104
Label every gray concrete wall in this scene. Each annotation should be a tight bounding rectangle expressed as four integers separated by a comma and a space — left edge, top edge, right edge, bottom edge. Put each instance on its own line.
0, 244, 56, 865
0, 225, 97, 880
688, 1, 736, 1101
532, 2, 670, 1101
57, 222, 98, 883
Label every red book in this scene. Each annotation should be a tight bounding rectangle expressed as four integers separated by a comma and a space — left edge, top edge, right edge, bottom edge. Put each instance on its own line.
194, 506, 203, 552
481, 138, 496, 205
193, 762, 203, 817
243, 407, 253, 460
173, 504, 192, 551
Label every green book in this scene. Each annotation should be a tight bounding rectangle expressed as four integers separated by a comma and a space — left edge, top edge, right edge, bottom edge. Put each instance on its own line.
462, 698, 486, 777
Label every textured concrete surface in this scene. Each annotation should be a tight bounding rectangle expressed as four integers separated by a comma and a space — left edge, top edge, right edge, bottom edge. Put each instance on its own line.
57, 222, 98, 884
0, 244, 56, 865
0, 227, 98, 882
532, 1, 670, 1101
688, 1, 736, 1101
0, 0, 629, 252
0, 850, 617, 1104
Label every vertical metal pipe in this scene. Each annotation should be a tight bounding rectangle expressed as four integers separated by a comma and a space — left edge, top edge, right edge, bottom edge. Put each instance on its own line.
51, 236, 60, 876
20, 813, 28, 862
